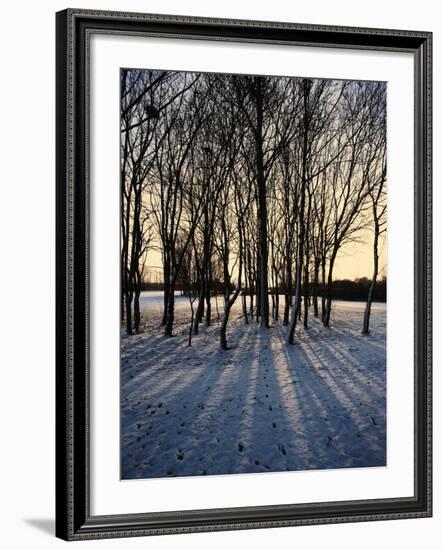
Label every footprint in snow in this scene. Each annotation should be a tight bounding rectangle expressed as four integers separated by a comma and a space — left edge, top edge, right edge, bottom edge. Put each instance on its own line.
278, 444, 287, 456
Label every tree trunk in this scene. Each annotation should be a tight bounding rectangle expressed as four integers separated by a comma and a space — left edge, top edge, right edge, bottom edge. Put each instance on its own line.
321, 257, 326, 323
323, 250, 337, 327
363, 220, 380, 334
125, 291, 133, 335
288, 260, 303, 344
255, 252, 261, 323
288, 78, 310, 344
120, 262, 125, 324
242, 291, 249, 324
220, 284, 242, 350
275, 286, 279, 321
161, 262, 170, 326
164, 277, 176, 336
283, 261, 292, 326
188, 300, 195, 346
215, 292, 220, 320
220, 187, 245, 349
133, 289, 141, 333
303, 262, 309, 328
194, 286, 205, 335
313, 259, 319, 317
242, 244, 249, 324
254, 78, 270, 328
205, 265, 212, 326
288, 79, 312, 344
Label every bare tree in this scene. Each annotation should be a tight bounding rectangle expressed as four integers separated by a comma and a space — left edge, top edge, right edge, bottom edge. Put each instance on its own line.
362, 85, 387, 334
219, 170, 254, 350
322, 82, 386, 327
227, 76, 300, 329
150, 74, 211, 336
121, 69, 166, 334
287, 79, 346, 343
120, 69, 387, 347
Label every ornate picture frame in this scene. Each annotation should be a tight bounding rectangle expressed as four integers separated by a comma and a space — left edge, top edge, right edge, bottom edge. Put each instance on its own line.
55, 8, 432, 540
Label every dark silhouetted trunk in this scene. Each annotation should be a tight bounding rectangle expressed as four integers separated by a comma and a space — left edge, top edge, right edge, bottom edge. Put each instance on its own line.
254, 78, 270, 328
313, 258, 319, 317
303, 262, 309, 328
188, 298, 196, 346
363, 214, 380, 334
164, 281, 176, 336
323, 249, 337, 327
133, 289, 141, 333
283, 261, 292, 326
321, 258, 326, 323
125, 291, 133, 335
288, 79, 311, 344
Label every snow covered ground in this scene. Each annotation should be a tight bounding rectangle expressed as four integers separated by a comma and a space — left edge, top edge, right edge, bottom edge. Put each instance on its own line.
121, 292, 386, 479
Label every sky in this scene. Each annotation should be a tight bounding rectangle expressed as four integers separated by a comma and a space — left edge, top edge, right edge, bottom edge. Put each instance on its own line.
126, 70, 387, 285
334, 228, 387, 280
142, 228, 387, 284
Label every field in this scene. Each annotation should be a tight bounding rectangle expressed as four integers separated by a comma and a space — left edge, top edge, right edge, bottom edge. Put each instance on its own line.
121, 292, 386, 479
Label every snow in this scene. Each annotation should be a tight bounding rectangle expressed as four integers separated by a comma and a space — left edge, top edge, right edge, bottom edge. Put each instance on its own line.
121, 293, 386, 479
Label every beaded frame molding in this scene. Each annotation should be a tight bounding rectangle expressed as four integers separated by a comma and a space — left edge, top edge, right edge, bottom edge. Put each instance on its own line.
55, 8, 432, 541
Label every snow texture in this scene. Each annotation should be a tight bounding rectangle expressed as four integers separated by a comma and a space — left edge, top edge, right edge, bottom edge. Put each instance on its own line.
121, 292, 386, 479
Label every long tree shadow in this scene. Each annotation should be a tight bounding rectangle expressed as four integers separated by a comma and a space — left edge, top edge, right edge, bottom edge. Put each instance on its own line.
121, 318, 225, 400
298, 315, 386, 400
237, 326, 314, 473
121, 319, 259, 479
121, 349, 231, 478
175, 326, 262, 476
121, 307, 237, 398
280, 326, 386, 469
121, 311, 386, 480
305, 340, 385, 431
122, 313, 248, 406
310, 341, 385, 404
324, 336, 386, 399
331, 323, 387, 354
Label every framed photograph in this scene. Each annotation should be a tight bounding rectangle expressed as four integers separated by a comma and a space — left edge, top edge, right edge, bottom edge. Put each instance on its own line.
55, 8, 432, 540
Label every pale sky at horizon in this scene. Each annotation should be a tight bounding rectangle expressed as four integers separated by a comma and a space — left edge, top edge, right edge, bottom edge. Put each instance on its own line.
142, 228, 387, 284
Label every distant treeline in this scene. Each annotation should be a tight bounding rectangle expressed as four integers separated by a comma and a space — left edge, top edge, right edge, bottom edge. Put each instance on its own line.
138, 280, 228, 293
139, 277, 386, 303
328, 278, 386, 302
